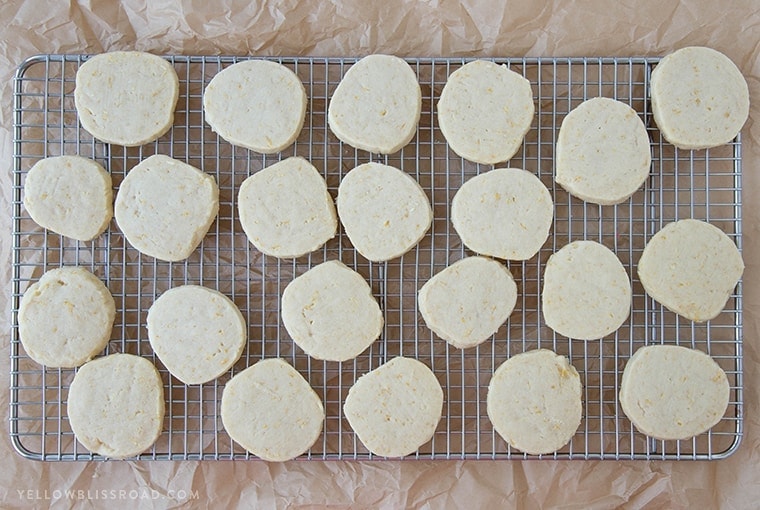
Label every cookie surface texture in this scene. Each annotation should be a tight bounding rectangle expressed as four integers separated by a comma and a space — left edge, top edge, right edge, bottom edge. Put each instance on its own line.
637, 219, 743, 322
281, 260, 383, 361
328, 54, 421, 153
75, 51, 179, 146
650, 46, 749, 150
67, 353, 165, 458
418, 256, 517, 348
238, 156, 336, 258
451, 168, 553, 260
19, 266, 115, 368
437, 59, 535, 164
487, 349, 582, 455
556, 97, 651, 205
204, 59, 307, 153
337, 162, 432, 261
23, 155, 113, 241
114, 154, 219, 262
619, 344, 730, 440
221, 358, 324, 461
147, 285, 246, 385
542, 240, 631, 340
343, 357, 443, 457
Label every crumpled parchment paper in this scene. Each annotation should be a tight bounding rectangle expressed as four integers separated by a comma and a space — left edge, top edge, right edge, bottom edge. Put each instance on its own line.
0, 1, 758, 508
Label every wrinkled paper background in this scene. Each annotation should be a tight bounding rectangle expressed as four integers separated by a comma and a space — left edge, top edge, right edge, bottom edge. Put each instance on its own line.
1, 1, 759, 508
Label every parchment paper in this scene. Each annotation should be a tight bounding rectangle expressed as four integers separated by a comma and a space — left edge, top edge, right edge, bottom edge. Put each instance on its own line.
1, 1, 759, 508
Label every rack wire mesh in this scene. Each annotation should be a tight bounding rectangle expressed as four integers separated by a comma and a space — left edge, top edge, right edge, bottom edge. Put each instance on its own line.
10, 55, 742, 461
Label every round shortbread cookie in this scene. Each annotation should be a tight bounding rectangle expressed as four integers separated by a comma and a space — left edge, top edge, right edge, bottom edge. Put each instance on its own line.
68, 353, 164, 458
487, 349, 582, 455
221, 358, 324, 461
147, 285, 246, 385
328, 54, 421, 154
75, 51, 179, 146
337, 162, 432, 262
19, 267, 115, 368
637, 219, 743, 322
651, 46, 750, 150
114, 154, 219, 262
437, 59, 535, 164
238, 157, 337, 258
542, 241, 631, 340
451, 168, 553, 260
204, 59, 307, 153
418, 256, 517, 349
620, 344, 729, 440
281, 260, 383, 362
23, 155, 113, 241
556, 97, 651, 205
343, 357, 443, 457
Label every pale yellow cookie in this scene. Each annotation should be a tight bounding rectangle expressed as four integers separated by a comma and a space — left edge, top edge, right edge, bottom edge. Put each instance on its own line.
68, 353, 165, 458
75, 51, 178, 146
19, 267, 115, 368
221, 358, 324, 461
419, 256, 517, 348
114, 155, 219, 262
281, 260, 383, 362
344, 357, 443, 457
23, 155, 113, 241
556, 97, 651, 205
542, 241, 631, 340
451, 168, 553, 260
620, 345, 729, 440
651, 46, 749, 150
337, 162, 432, 262
204, 59, 306, 153
147, 285, 246, 385
637, 219, 743, 322
437, 60, 534, 164
488, 349, 582, 455
238, 157, 336, 258
328, 54, 421, 153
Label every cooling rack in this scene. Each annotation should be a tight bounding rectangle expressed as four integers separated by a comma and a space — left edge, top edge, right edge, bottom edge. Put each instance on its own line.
10, 55, 743, 461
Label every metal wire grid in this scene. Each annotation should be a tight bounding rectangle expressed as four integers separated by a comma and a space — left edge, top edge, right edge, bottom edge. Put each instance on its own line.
10, 55, 742, 461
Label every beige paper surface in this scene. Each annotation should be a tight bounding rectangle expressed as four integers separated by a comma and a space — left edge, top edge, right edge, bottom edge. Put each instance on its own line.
1, 0, 759, 507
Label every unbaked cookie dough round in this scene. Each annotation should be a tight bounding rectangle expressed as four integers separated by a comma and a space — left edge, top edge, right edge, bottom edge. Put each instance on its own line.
23, 155, 113, 241
556, 97, 651, 205
343, 356, 443, 457
75, 51, 179, 146
203, 59, 307, 153
637, 219, 743, 322
221, 358, 324, 461
620, 344, 729, 440
337, 162, 432, 262
114, 154, 219, 262
437, 59, 535, 164
542, 240, 631, 340
147, 285, 246, 385
451, 168, 553, 260
487, 349, 582, 455
281, 260, 383, 362
418, 256, 517, 349
651, 46, 750, 150
19, 266, 115, 368
67, 353, 165, 459
328, 54, 421, 154
238, 157, 337, 258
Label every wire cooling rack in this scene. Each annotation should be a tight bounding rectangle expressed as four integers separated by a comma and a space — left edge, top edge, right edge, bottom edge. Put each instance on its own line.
11, 55, 742, 461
